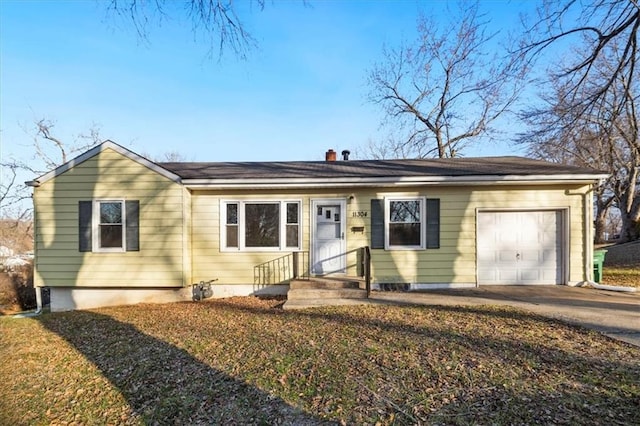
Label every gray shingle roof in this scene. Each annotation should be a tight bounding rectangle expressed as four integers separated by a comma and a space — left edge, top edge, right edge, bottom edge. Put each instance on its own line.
159, 156, 605, 180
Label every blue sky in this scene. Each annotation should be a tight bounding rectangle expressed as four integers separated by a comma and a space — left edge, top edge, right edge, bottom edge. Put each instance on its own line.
1, 0, 536, 167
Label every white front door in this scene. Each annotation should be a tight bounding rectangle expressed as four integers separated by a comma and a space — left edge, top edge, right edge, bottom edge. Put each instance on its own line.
311, 199, 347, 275
477, 210, 564, 285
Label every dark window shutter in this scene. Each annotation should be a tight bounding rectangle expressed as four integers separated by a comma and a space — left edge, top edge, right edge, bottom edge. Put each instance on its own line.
426, 198, 440, 249
78, 201, 92, 252
371, 199, 385, 249
126, 200, 140, 251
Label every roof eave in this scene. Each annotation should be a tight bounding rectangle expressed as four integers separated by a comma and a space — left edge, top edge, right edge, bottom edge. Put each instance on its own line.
31, 140, 182, 186
182, 174, 609, 189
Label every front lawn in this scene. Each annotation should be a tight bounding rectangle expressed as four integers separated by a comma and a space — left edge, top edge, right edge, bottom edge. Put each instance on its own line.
601, 241, 640, 289
1, 297, 638, 425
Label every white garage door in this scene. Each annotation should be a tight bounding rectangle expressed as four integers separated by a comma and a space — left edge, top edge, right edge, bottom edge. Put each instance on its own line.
477, 211, 563, 285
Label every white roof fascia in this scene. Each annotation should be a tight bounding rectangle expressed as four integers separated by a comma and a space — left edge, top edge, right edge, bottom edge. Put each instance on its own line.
28, 140, 182, 186
182, 173, 608, 189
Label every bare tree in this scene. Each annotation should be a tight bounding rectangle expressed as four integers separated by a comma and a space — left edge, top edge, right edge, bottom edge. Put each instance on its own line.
20, 119, 103, 174
0, 163, 21, 214
0, 119, 103, 249
367, 1, 524, 159
519, 42, 640, 242
517, 0, 640, 241
519, 0, 640, 120
107, 0, 268, 59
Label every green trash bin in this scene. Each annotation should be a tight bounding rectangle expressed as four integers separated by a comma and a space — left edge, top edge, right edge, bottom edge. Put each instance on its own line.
593, 249, 608, 283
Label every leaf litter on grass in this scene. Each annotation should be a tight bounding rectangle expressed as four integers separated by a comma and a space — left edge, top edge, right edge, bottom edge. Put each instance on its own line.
1, 296, 639, 425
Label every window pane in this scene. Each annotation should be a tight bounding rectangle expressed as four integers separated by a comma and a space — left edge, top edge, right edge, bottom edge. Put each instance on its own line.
389, 223, 421, 246
226, 203, 238, 224
245, 204, 279, 247
390, 201, 420, 223
286, 203, 299, 224
100, 202, 122, 224
226, 225, 238, 248
286, 225, 298, 247
100, 224, 123, 248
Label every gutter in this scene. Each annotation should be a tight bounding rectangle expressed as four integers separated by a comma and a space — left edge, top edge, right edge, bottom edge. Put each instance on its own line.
567, 184, 636, 293
34, 287, 43, 314
11, 288, 43, 318
588, 282, 636, 293
25, 179, 43, 313
182, 174, 609, 190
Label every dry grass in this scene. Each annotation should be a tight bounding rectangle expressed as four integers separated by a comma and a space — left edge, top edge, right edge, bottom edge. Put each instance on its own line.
1, 297, 638, 425
0, 262, 35, 314
601, 241, 640, 288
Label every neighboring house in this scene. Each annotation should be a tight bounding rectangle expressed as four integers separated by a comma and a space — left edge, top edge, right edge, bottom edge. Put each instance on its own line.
27, 141, 607, 311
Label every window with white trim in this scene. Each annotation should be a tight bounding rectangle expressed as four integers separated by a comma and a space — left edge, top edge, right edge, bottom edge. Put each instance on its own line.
221, 200, 301, 251
385, 197, 425, 249
225, 203, 239, 248
94, 200, 126, 251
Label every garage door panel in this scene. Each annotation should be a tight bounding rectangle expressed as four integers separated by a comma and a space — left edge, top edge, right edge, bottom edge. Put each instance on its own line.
498, 250, 517, 262
477, 211, 563, 285
542, 249, 557, 262
519, 249, 541, 262
498, 269, 518, 282
520, 269, 541, 282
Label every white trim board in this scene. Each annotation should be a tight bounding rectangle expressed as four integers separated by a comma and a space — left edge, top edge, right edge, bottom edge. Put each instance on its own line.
27, 140, 182, 186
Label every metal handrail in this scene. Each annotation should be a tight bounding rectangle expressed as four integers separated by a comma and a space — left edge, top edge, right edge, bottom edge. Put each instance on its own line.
254, 251, 309, 286
359, 246, 372, 298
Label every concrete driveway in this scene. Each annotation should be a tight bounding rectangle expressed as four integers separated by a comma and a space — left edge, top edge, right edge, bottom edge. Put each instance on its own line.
373, 285, 640, 347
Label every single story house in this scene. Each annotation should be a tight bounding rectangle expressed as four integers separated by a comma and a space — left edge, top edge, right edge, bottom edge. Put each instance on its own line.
28, 141, 607, 311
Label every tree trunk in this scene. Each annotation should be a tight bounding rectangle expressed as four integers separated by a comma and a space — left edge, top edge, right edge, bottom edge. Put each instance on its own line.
619, 213, 640, 242
618, 187, 640, 242
593, 208, 608, 243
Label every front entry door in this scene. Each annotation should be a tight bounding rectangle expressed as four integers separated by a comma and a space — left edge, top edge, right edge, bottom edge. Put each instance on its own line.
312, 199, 346, 275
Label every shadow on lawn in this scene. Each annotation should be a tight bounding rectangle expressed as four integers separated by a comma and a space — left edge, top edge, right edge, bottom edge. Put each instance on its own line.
38, 310, 333, 425
203, 299, 640, 423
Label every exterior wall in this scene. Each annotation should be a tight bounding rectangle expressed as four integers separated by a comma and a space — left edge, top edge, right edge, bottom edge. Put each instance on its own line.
191, 189, 365, 287
34, 148, 188, 294
34, 147, 592, 309
48, 287, 193, 312
190, 184, 589, 289
370, 185, 587, 286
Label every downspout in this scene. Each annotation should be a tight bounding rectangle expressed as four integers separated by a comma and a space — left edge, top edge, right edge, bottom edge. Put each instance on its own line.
26, 179, 43, 315
32, 191, 42, 314
34, 287, 43, 315
567, 182, 636, 293
583, 189, 594, 286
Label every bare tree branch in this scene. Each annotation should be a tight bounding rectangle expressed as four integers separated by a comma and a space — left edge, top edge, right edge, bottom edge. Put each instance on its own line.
518, 0, 640, 118
367, 1, 524, 159
107, 0, 268, 60
518, 40, 640, 241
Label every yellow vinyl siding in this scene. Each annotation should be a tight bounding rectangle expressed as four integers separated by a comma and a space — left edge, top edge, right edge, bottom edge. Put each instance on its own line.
35, 148, 591, 290
366, 185, 586, 284
34, 148, 187, 288
191, 190, 364, 283
190, 184, 588, 286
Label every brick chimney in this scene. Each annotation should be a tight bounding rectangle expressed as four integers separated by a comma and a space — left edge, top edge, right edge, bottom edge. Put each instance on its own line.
325, 149, 336, 162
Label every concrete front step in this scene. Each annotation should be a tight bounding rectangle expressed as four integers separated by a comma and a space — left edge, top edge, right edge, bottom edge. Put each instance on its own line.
287, 288, 368, 300
283, 298, 372, 310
